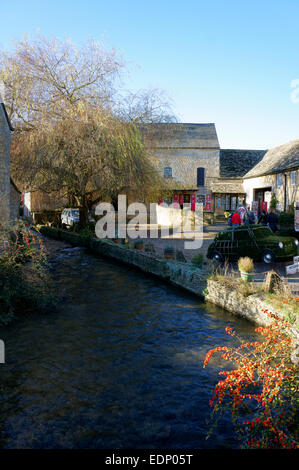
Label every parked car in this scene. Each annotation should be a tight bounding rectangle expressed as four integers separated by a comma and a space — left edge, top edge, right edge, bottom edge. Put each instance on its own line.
207, 224, 299, 264
61, 208, 80, 228
61, 208, 95, 228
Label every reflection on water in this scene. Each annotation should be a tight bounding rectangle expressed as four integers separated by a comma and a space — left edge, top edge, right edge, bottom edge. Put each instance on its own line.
0, 244, 256, 448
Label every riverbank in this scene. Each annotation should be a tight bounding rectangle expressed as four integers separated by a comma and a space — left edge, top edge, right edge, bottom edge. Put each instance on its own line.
0, 240, 258, 449
38, 226, 299, 339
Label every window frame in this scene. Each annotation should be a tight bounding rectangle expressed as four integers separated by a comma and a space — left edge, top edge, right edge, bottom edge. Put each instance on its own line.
276, 173, 283, 187
163, 167, 172, 179
290, 170, 297, 186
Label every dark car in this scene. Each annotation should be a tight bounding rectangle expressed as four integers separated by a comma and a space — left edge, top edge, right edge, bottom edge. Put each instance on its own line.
207, 224, 299, 264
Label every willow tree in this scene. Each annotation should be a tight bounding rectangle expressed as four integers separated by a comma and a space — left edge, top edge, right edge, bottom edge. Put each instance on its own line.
12, 103, 163, 226
1, 34, 176, 226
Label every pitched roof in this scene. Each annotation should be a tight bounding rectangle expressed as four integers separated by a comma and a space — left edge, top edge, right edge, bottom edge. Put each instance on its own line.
210, 182, 245, 194
244, 139, 299, 178
220, 149, 267, 178
140, 123, 220, 149
10, 178, 21, 193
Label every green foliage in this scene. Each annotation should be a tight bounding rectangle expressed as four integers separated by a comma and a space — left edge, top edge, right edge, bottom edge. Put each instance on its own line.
192, 253, 203, 266
164, 246, 175, 255
175, 250, 186, 262
278, 211, 294, 227
270, 192, 279, 209
144, 243, 155, 253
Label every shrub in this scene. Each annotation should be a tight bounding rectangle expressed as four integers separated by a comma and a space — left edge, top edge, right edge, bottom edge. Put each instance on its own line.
203, 310, 298, 448
270, 192, 279, 210
192, 253, 203, 266
0, 223, 52, 324
164, 246, 174, 255
145, 243, 155, 253
175, 250, 186, 262
278, 211, 294, 227
238, 257, 254, 273
134, 239, 144, 249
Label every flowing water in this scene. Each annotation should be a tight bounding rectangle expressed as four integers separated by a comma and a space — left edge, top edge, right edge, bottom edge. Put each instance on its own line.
0, 241, 257, 449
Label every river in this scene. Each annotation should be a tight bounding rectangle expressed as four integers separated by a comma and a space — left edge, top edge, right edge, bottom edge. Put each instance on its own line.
0, 239, 257, 448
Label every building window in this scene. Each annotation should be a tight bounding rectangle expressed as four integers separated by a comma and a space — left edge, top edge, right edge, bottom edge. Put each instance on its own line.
291, 171, 297, 186
197, 167, 205, 187
164, 167, 172, 178
276, 173, 283, 187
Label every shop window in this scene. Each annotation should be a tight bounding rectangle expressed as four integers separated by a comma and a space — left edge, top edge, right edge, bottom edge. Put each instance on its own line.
231, 196, 236, 210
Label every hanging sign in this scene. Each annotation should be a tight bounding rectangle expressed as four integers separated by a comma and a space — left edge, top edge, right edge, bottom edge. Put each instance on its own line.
206, 194, 211, 202
206, 202, 211, 211
190, 194, 196, 211
173, 194, 179, 208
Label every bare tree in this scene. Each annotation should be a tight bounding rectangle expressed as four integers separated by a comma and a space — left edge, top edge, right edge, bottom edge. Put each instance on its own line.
0, 34, 123, 132
2, 34, 177, 226
116, 88, 177, 124
12, 103, 164, 226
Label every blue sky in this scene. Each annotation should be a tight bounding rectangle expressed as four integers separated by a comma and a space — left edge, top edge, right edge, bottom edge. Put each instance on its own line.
1, 0, 299, 149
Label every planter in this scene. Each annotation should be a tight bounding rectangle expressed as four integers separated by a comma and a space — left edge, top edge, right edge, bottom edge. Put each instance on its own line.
164, 247, 175, 260
135, 244, 144, 250
240, 271, 254, 282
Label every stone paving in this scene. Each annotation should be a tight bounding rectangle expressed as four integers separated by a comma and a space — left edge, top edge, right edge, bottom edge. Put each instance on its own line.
125, 222, 299, 293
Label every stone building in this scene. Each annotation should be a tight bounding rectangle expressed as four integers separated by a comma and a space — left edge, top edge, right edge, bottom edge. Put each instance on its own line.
0, 101, 20, 222
141, 123, 266, 215
22, 121, 298, 220
243, 139, 299, 212
212, 149, 266, 215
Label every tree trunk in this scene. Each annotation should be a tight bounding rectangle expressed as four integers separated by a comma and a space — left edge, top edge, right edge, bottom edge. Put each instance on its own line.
78, 195, 89, 229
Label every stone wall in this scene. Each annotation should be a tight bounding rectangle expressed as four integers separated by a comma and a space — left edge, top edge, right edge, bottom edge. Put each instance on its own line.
153, 148, 220, 189
205, 278, 299, 363
205, 279, 274, 326
0, 105, 11, 222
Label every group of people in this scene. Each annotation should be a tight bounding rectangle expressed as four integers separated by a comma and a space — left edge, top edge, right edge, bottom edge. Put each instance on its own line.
227, 206, 279, 233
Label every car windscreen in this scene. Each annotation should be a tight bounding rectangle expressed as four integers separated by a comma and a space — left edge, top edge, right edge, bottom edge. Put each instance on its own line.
71, 210, 80, 217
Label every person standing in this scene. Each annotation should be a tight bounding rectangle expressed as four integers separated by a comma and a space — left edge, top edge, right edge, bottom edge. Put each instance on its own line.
244, 206, 255, 225
258, 209, 268, 226
231, 210, 241, 227
267, 209, 279, 233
